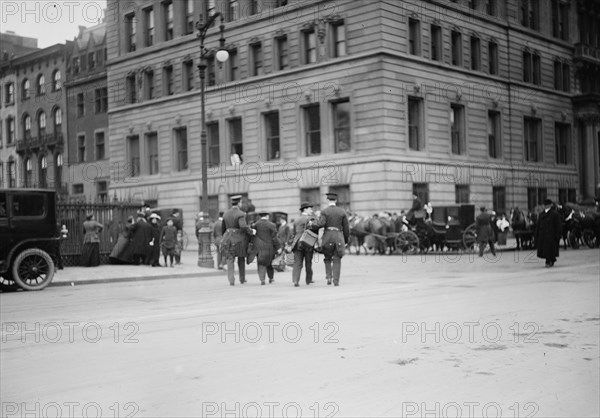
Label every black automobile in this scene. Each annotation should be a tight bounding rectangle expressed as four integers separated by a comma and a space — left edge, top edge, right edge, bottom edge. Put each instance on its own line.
0, 189, 65, 291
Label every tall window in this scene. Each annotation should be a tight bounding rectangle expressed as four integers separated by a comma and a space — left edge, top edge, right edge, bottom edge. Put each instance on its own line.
229, 49, 239, 81
7, 117, 15, 144
77, 93, 85, 117
450, 104, 465, 155
333, 99, 351, 153
23, 114, 31, 139
276, 35, 289, 70
524, 117, 541, 162
208, 122, 220, 167
5, 83, 15, 104
554, 60, 570, 92
451, 31, 462, 66
53, 107, 62, 131
408, 18, 420, 56
95, 131, 105, 160
552, 0, 569, 40
207, 55, 216, 86
55, 153, 63, 187
24, 159, 33, 188
38, 111, 46, 138
488, 110, 501, 158
39, 155, 48, 188
304, 104, 321, 155
301, 188, 321, 208
521, 0, 540, 31
455, 185, 470, 204
486, 0, 497, 15
52, 70, 61, 91
7, 159, 16, 188
37, 74, 45, 96
22, 79, 30, 100
229, 118, 243, 163
527, 187, 547, 211
493, 186, 506, 214
488, 41, 498, 75
331, 21, 346, 57
249, 0, 259, 15
408, 97, 423, 151
80, 54, 87, 72
96, 49, 104, 67
88, 52, 95, 69
251, 42, 263, 76
77, 134, 86, 163
72, 57, 80, 74
184, 0, 194, 35
127, 74, 137, 103
164, 65, 174, 95
555, 122, 570, 165
174, 127, 188, 171
125, 13, 136, 52
163, 0, 174, 41
304, 28, 317, 64
264, 112, 280, 160
144, 7, 154, 47
523, 50, 541, 85
145, 69, 155, 99
97, 181, 108, 202
183, 60, 194, 91
95, 88, 108, 113
146, 132, 159, 174
227, 0, 239, 22
128, 135, 140, 177
470, 36, 481, 71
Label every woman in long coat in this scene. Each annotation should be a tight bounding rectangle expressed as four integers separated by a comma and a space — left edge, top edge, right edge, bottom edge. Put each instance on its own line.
535, 199, 562, 267
109, 216, 136, 264
81, 213, 104, 267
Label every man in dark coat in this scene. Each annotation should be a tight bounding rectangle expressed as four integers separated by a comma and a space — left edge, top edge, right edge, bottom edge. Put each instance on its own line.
221, 195, 256, 285
130, 212, 153, 265
251, 211, 281, 285
288, 202, 318, 287
313, 193, 350, 286
535, 199, 562, 267
475, 206, 496, 257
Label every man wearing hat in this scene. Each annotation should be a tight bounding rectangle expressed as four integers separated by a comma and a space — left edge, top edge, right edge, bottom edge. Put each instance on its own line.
130, 212, 153, 265
221, 195, 256, 285
475, 206, 496, 257
251, 211, 281, 285
535, 198, 562, 267
313, 193, 350, 286
287, 202, 319, 287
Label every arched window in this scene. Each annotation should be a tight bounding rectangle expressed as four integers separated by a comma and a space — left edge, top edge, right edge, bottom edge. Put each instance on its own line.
38, 111, 46, 137
24, 158, 33, 187
53, 107, 62, 129
37, 74, 45, 95
52, 70, 61, 91
39, 154, 48, 188
22, 79, 30, 100
23, 114, 31, 139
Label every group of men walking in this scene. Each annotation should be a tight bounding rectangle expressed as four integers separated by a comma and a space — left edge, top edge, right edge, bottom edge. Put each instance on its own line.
218, 193, 350, 287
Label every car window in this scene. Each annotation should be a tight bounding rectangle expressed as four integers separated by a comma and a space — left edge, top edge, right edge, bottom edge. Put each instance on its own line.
0, 193, 7, 218
12, 193, 46, 217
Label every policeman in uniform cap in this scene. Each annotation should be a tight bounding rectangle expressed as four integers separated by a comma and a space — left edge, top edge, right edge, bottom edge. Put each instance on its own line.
313, 193, 350, 286
221, 194, 256, 285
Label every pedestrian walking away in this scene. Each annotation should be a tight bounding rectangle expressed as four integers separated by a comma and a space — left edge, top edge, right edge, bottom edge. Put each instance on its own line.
475, 206, 497, 257
221, 194, 256, 285
81, 213, 104, 267
313, 193, 350, 286
535, 198, 562, 267
288, 201, 318, 287
251, 211, 281, 285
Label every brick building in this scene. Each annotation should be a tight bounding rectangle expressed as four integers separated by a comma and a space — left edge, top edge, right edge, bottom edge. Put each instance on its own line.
104, 0, 597, 238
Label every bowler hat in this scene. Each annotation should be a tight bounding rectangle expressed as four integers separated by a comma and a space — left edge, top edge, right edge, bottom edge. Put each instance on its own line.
479, 206, 486, 211
258, 211, 270, 217
300, 201, 313, 210
543, 198, 553, 205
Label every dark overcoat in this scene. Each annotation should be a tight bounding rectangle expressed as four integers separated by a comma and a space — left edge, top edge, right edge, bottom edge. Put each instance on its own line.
535, 208, 562, 259
130, 218, 152, 255
475, 211, 495, 243
314, 205, 350, 258
221, 206, 253, 257
252, 219, 280, 266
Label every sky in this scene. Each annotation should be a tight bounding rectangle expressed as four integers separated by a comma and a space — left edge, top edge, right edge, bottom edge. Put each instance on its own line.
1, 0, 108, 48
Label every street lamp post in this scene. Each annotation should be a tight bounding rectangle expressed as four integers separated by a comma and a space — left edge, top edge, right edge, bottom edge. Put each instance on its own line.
197, 13, 228, 268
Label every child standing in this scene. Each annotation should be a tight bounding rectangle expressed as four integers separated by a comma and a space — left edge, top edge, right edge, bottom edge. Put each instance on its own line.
174, 230, 184, 264
161, 219, 177, 267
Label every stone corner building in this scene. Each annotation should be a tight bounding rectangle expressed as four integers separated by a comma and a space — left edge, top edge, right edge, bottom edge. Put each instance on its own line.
105, 0, 599, 236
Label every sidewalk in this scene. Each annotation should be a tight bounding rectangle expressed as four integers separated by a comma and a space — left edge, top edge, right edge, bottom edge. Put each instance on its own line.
51, 250, 246, 287
51, 237, 519, 287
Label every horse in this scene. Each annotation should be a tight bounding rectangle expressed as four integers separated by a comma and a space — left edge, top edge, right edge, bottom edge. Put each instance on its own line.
510, 207, 532, 250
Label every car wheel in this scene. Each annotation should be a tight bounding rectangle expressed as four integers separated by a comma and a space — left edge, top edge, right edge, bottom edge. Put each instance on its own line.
12, 248, 55, 291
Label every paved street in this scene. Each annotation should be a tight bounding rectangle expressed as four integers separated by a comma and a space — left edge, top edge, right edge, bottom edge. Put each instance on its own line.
1, 249, 599, 417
